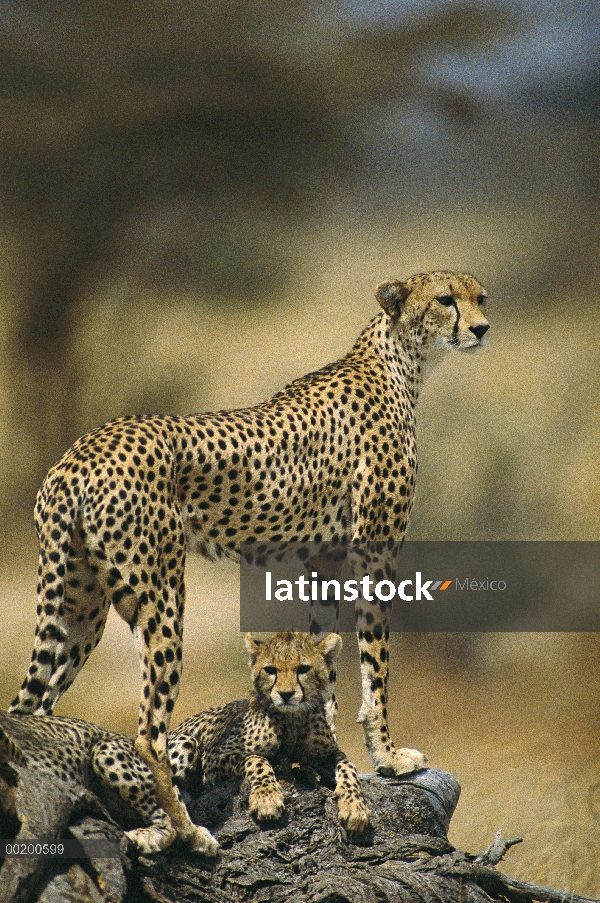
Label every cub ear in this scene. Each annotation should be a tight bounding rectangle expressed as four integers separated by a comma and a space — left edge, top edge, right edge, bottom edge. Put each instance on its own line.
316, 633, 342, 666
375, 280, 411, 317
245, 634, 262, 662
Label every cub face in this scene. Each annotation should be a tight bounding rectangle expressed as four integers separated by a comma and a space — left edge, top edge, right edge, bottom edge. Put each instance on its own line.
245, 631, 342, 713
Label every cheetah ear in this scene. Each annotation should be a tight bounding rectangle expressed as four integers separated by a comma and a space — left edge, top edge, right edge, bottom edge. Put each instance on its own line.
375, 280, 411, 317
245, 634, 262, 663
316, 633, 342, 666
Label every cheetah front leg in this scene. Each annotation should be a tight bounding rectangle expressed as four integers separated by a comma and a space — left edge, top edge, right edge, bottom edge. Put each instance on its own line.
333, 756, 370, 833
349, 542, 427, 777
356, 622, 426, 775
306, 551, 345, 737
310, 744, 370, 834
244, 755, 285, 821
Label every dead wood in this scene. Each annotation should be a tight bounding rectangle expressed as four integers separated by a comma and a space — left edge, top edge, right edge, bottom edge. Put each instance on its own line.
1, 748, 598, 903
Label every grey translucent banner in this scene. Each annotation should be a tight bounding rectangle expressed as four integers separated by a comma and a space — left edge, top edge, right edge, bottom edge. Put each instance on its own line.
239, 542, 600, 632
0, 838, 120, 858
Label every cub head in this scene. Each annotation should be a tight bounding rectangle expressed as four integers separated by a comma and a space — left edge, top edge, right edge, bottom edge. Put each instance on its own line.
245, 631, 342, 713
376, 271, 489, 352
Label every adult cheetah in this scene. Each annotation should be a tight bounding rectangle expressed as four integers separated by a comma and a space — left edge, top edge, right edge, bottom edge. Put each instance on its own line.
10, 271, 489, 851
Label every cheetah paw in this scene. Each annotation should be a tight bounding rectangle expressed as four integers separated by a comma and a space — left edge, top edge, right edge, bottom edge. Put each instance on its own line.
377, 746, 428, 777
337, 798, 370, 834
249, 788, 285, 821
188, 825, 220, 857
126, 822, 178, 855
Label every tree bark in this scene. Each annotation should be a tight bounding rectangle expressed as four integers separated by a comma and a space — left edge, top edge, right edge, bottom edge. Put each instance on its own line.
1, 752, 598, 903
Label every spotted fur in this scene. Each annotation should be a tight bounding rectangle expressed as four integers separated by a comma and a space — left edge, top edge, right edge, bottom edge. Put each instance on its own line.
169, 631, 369, 833
9, 271, 489, 845
1, 633, 367, 856
0, 711, 189, 854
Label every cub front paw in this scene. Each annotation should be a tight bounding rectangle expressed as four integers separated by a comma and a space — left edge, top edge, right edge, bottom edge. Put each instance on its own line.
337, 797, 370, 834
377, 745, 427, 776
249, 787, 285, 821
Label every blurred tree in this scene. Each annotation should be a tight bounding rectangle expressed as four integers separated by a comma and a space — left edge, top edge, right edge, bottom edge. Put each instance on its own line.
0, 0, 517, 497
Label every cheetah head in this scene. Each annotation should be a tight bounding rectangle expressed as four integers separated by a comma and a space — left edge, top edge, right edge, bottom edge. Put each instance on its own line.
245, 631, 341, 713
376, 271, 489, 352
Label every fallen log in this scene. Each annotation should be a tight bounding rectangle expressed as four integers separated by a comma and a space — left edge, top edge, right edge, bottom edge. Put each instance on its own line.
1, 741, 598, 903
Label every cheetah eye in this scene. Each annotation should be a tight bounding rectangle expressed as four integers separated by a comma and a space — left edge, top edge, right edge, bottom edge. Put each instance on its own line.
437, 295, 454, 306
296, 664, 311, 675
263, 666, 277, 676
477, 294, 487, 306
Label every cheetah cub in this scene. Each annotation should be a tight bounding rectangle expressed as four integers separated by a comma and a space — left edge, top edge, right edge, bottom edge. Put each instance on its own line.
169, 631, 370, 834
0, 710, 198, 855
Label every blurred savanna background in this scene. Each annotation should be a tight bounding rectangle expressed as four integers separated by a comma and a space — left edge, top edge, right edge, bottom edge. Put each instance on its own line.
0, 0, 599, 894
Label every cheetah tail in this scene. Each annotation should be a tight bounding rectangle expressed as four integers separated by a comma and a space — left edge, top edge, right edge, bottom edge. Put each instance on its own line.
8, 473, 81, 716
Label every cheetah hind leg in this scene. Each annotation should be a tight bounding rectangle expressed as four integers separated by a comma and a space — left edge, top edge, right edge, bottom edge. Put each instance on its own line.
118, 523, 218, 857
91, 737, 177, 855
128, 580, 219, 856
133, 738, 219, 856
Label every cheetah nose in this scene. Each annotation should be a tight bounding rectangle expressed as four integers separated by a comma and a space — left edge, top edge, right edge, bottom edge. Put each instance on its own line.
470, 323, 489, 341
279, 691, 294, 703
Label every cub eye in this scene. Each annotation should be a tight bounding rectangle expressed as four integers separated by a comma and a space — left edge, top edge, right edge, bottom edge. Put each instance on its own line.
263, 666, 277, 676
477, 294, 487, 306
297, 664, 312, 675
437, 295, 454, 306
